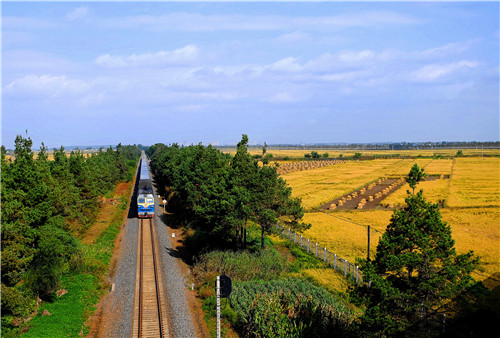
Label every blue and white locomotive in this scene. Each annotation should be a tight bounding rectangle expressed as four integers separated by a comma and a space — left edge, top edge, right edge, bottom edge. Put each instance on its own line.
137, 155, 155, 218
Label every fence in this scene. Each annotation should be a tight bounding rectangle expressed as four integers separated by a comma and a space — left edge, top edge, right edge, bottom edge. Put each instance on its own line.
275, 224, 363, 284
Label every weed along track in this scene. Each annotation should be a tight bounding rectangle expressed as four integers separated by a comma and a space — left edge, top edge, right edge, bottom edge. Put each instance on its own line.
132, 218, 170, 337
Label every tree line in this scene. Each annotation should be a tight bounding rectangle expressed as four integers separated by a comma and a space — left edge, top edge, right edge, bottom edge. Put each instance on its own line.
147, 134, 310, 251
1, 134, 141, 325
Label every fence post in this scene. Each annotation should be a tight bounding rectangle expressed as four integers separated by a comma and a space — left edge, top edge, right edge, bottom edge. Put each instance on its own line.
307, 239, 310, 252
300, 235, 303, 248
334, 254, 337, 270
356, 266, 359, 283
288, 227, 291, 239
315, 243, 318, 257
324, 247, 327, 262
344, 260, 347, 277
294, 232, 296, 243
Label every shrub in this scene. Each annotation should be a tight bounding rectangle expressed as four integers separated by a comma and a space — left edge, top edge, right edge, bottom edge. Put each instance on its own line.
193, 249, 288, 284
230, 279, 354, 337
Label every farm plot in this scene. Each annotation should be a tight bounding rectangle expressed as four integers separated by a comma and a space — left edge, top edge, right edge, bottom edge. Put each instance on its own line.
284, 157, 499, 284
320, 177, 407, 210
282, 158, 433, 210
222, 148, 500, 160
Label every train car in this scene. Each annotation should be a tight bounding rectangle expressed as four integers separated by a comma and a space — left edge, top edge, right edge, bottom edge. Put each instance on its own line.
137, 157, 155, 218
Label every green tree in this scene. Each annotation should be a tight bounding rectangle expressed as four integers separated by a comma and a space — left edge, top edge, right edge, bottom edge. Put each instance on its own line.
354, 190, 479, 335
253, 163, 310, 250
230, 135, 259, 248
406, 163, 427, 194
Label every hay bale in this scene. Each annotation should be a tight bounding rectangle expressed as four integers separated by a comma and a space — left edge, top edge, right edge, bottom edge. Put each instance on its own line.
329, 204, 337, 210
338, 200, 344, 206
368, 196, 374, 201
347, 195, 352, 200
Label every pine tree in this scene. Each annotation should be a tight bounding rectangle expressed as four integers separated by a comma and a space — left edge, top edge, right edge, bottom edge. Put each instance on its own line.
354, 190, 479, 335
406, 163, 427, 194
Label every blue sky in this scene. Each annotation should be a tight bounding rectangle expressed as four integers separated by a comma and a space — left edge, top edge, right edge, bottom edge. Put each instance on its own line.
2, 1, 499, 148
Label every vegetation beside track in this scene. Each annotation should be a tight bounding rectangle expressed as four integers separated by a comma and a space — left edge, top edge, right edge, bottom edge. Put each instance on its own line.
148, 137, 495, 337
1, 134, 140, 336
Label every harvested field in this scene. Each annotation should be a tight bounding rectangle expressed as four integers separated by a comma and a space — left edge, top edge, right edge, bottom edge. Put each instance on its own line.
283, 158, 435, 210
283, 157, 499, 286
221, 148, 500, 160
277, 160, 346, 175
320, 177, 406, 210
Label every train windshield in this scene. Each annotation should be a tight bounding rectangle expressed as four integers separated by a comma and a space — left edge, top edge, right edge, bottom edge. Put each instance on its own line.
138, 198, 145, 203
147, 198, 154, 204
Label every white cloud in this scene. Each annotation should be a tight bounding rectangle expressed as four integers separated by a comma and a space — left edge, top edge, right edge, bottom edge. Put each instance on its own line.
412, 61, 478, 82
338, 49, 375, 63
95, 45, 199, 68
66, 7, 89, 21
268, 57, 303, 73
6, 74, 87, 97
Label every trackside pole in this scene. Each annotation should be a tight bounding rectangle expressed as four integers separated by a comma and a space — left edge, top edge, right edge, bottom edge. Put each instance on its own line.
216, 276, 221, 338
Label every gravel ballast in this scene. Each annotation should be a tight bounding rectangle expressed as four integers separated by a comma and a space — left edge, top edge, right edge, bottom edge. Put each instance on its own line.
100, 166, 197, 337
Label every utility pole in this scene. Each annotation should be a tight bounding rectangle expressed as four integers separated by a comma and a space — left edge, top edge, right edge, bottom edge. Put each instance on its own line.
216, 276, 221, 338
367, 225, 371, 261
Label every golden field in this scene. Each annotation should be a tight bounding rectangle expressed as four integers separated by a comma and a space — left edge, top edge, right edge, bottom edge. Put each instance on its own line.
283, 158, 434, 210
222, 147, 500, 159
281, 157, 500, 285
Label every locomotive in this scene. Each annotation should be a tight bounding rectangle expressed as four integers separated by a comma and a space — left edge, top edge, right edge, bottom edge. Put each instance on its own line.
137, 155, 155, 218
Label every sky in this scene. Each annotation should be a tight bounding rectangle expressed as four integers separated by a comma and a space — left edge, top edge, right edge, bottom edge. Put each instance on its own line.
1, 1, 499, 148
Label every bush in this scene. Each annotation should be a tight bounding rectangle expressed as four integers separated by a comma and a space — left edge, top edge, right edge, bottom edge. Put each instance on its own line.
1, 284, 36, 318
456, 150, 463, 157
230, 279, 354, 337
193, 249, 288, 284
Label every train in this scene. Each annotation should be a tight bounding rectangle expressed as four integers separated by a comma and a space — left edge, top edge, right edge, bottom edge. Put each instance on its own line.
137, 155, 155, 218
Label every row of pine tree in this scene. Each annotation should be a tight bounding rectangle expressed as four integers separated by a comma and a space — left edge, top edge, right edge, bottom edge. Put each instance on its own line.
1, 135, 141, 325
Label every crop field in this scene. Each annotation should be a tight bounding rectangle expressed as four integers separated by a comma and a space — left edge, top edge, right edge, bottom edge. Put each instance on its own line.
282, 157, 500, 284
283, 158, 435, 210
222, 147, 500, 159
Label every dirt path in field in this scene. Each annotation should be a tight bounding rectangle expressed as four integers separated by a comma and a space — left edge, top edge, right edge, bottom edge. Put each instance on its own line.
320, 175, 447, 211
81, 183, 130, 245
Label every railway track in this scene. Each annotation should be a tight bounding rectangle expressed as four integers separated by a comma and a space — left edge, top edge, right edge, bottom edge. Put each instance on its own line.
132, 218, 169, 337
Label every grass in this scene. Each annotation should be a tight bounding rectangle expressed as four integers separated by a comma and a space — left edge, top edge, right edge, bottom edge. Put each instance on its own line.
22, 274, 100, 337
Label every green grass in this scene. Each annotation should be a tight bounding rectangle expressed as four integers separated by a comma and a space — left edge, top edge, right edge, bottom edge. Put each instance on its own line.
22, 274, 100, 337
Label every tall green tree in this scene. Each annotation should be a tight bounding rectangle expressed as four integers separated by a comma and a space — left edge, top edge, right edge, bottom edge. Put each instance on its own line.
253, 161, 310, 250
354, 190, 479, 335
230, 134, 259, 248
